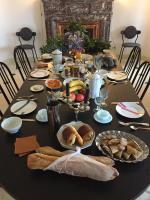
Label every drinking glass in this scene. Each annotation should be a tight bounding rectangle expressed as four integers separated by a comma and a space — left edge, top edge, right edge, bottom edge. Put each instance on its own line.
99, 88, 109, 107
94, 54, 103, 73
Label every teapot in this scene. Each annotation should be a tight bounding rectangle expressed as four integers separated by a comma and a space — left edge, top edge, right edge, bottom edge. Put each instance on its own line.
52, 49, 62, 66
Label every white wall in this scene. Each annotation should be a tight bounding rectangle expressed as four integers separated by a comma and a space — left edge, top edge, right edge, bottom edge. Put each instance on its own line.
0, 0, 45, 66
0, 0, 150, 68
110, 0, 150, 60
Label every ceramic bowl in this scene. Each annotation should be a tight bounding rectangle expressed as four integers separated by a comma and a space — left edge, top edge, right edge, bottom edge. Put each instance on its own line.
96, 110, 111, 123
1, 117, 22, 134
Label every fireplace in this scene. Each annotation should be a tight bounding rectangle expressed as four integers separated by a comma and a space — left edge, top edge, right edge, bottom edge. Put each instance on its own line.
41, 0, 114, 41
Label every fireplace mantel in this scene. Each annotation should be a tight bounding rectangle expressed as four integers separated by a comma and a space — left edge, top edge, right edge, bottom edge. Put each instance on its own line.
41, 0, 114, 40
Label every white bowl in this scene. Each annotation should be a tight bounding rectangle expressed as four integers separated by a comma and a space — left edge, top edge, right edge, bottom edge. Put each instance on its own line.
1, 117, 22, 134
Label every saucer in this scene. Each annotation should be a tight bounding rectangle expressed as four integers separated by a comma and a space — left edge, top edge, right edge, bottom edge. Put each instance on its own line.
30, 85, 44, 92
94, 111, 112, 124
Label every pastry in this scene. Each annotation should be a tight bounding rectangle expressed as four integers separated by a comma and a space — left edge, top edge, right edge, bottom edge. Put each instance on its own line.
77, 125, 93, 142
27, 153, 58, 169
62, 125, 83, 146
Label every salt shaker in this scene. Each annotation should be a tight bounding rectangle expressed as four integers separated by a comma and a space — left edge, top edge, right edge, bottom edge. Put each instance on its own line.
89, 74, 103, 99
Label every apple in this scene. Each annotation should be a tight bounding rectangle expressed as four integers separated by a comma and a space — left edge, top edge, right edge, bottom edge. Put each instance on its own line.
70, 92, 76, 101
75, 94, 84, 102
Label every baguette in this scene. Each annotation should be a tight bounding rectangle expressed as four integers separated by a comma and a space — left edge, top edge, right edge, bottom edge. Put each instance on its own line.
27, 153, 58, 169
36, 146, 114, 166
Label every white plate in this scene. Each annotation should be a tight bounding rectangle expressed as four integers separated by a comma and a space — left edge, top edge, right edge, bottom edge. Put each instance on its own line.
57, 121, 95, 150
63, 77, 82, 86
41, 53, 52, 60
30, 85, 44, 92
116, 102, 145, 118
95, 69, 108, 79
30, 70, 50, 78
94, 112, 112, 124
107, 71, 127, 81
11, 100, 37, 115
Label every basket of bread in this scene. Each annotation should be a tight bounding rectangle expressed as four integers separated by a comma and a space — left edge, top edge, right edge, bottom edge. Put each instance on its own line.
27, 146, 119, 181
57, 121, 95, 150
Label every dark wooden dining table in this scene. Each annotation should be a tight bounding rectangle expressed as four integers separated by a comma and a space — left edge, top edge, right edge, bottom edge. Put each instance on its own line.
0, 69, 150, 200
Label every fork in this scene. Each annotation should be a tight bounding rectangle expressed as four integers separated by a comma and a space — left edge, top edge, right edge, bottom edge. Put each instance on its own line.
118, 121, 150, 127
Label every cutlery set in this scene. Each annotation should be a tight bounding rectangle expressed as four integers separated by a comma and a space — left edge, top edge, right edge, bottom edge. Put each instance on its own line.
118, 121, 150, 131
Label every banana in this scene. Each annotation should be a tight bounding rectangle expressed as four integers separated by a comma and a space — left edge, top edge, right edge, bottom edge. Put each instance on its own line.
69, 80, 85, 88
70, 85, 83, 93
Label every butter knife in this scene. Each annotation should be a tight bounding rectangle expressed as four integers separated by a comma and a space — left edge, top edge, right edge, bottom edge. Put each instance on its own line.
13, 99, 30, 114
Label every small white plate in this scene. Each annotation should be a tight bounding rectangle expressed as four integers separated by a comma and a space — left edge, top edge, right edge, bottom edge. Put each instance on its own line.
94, 112, 113, 124
116, 102, 145, 118
107, 71, 127, 81
30, 69, 50, 78
57, 121, 95, 150
30, 85, 44, 92
11, 100, 37, 115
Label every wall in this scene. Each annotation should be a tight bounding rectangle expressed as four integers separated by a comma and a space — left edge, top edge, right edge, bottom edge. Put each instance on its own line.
0, 0, 150, 68
0, 0, 44, 66
110, 0, 150, 59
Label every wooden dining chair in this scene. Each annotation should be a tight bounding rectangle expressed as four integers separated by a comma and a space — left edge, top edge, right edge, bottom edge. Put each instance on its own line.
131, 61, 150, 100
0, 62, 19, 102
123, 46, 141, 82
14, 45, 32, 81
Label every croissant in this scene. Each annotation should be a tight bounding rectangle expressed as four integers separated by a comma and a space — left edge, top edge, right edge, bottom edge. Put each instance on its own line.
78, 125, 93, 142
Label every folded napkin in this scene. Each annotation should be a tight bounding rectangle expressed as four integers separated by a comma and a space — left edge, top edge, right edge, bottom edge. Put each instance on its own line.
15, 135, 40, 156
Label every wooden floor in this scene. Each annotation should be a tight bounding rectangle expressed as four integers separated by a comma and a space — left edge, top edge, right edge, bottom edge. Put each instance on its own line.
0, 61, 150, 200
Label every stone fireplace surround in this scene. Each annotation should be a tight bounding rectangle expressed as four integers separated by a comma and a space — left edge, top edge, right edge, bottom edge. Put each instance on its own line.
41, 0, 114, 41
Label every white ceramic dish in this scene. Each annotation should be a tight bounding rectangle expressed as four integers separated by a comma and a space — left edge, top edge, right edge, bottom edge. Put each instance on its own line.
57, 121, 95, 150
116, 102, 145, 118
41, 53, 52, 60
11, 100, 37, 115
1, 117, 22, 134
107, 71, 127, 81
36, 109, 48, 122
94, 110, 113, 124
30, 69, 50, 78
30, 85, 44, 92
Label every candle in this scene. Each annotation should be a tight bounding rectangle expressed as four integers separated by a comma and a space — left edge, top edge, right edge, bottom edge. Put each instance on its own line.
84, 86, 90, 104
66, 83, 70, 97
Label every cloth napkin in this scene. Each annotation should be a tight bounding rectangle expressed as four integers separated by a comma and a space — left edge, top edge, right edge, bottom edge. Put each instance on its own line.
14, 135, 40, 157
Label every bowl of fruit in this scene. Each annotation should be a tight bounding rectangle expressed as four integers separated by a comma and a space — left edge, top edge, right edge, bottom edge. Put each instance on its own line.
63, 79, 86, 102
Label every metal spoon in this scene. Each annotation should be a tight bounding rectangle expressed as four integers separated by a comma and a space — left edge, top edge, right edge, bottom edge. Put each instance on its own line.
118, 121, 150, 127
130, 125, 150, 131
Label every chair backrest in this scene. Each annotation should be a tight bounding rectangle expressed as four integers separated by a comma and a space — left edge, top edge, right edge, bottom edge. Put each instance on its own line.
14, 46, 32, 81
124, 46, 141, 81
131, 61, 150, 100
121, 26, 141, 43
0, 62, 19, 101
16, 27, 36, 45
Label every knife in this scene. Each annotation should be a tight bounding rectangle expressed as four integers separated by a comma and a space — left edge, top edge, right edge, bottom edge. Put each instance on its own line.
13, 99, 30, 114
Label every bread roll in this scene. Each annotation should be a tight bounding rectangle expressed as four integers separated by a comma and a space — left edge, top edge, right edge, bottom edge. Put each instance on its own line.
78, 125, 93, 142
62, 125, 83, 146
27, 153, 58, 169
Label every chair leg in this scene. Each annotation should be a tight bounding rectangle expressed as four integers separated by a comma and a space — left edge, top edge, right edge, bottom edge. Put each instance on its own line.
31, 49, 35, 62
34, 47, 38, 59
119, 47, 125, 63
118, 46, 123, 62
